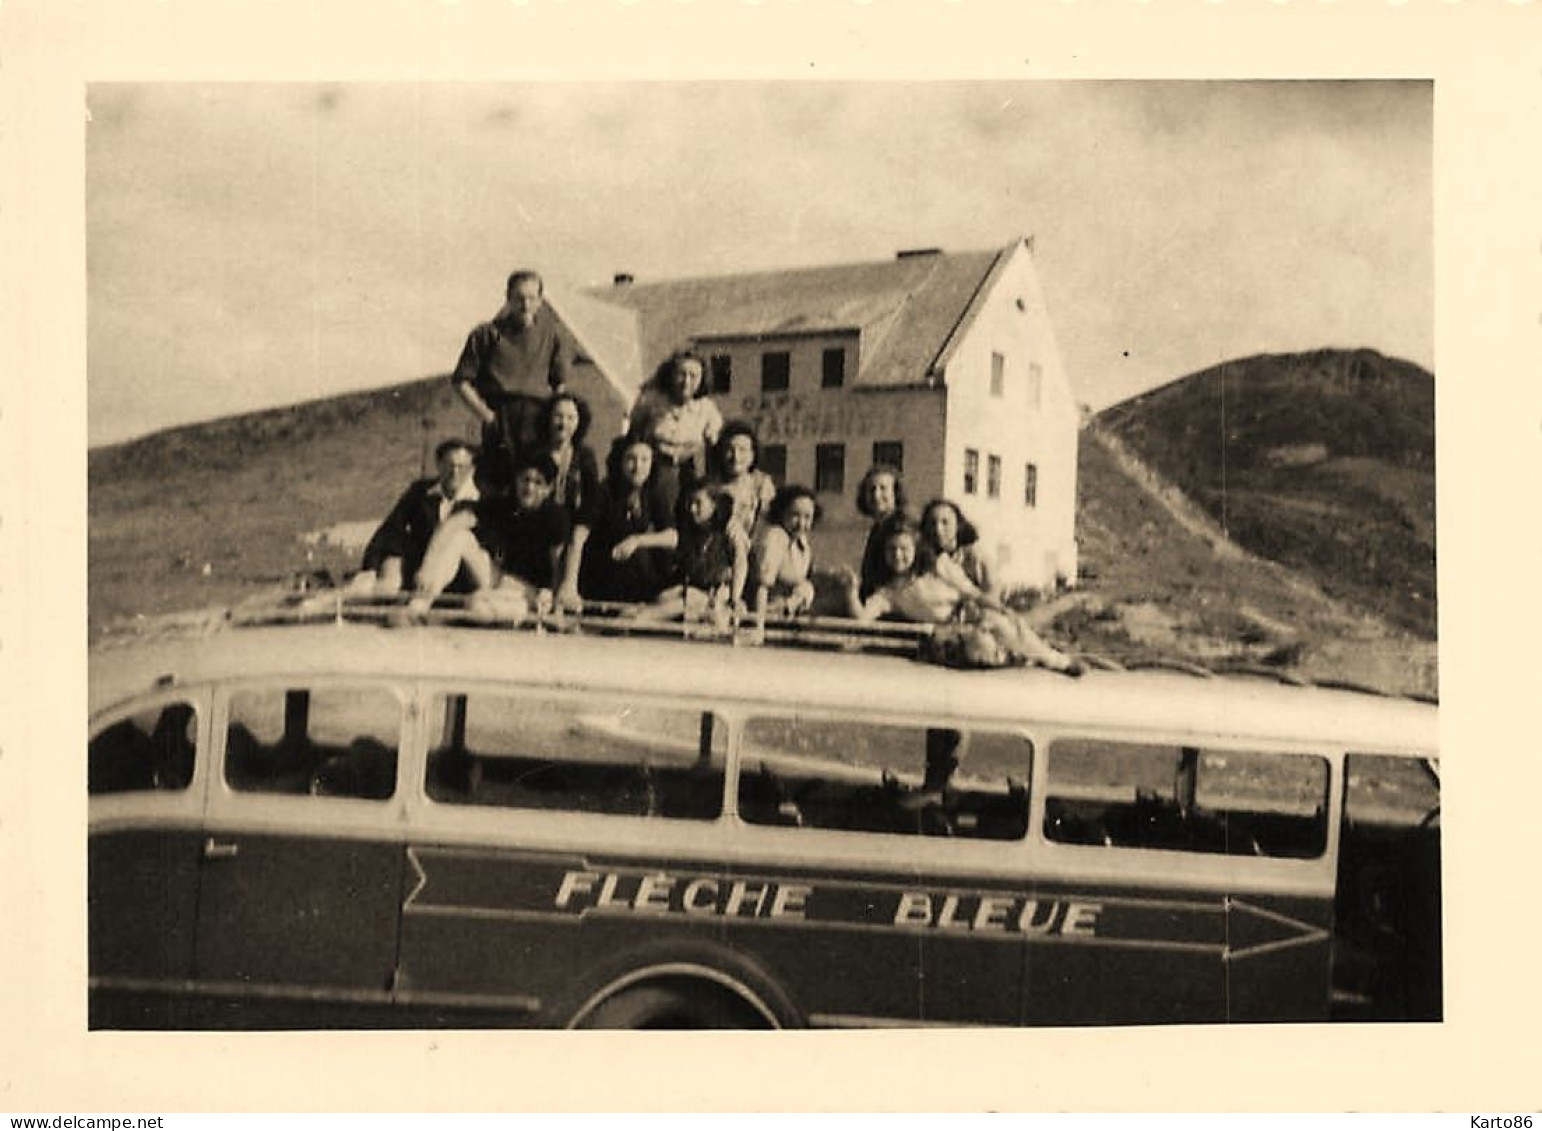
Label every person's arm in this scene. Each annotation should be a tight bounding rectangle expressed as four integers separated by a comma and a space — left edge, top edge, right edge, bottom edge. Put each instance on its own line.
612, 528, 679, 560
839, 566, 890, 621
935, 554, 999, 610
577, 447, 602, 514
548, 329, 572, 393
701, 399, 724, 449
727, 526, 750, 609
554, 525, 590, 611
543, 508, 573, 601
454, 382, 497, 426
451, 329, 498, 425
362, 483, 422, 571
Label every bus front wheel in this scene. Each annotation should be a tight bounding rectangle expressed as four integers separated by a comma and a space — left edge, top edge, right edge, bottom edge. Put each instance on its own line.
575, 978, 776, 1030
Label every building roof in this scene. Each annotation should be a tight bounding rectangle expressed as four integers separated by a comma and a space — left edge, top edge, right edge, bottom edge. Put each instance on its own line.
544, 285, 648, 405
591, 242, 1024, 390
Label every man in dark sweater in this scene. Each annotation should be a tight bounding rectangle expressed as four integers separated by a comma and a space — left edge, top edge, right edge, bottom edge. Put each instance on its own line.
451, 269, 573, 490
356, 439, 479, 594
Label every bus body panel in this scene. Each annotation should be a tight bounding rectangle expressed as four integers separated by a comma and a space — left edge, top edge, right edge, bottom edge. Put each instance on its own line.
192, 830, 404, 997
86, 621, 1439, 1028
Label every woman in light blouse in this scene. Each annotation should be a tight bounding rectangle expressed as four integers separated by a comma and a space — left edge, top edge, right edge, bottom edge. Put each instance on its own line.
751, 484, 820, 619
627, 350, 724, 517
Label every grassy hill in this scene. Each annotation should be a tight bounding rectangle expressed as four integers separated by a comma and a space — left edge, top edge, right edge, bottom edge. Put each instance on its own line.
89, 375, 476, 628
87, 349, 1437, 697
1094, 348, 1435, 637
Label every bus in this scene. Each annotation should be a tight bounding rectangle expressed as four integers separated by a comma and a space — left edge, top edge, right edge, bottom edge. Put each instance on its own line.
88, 598, 1440, 1028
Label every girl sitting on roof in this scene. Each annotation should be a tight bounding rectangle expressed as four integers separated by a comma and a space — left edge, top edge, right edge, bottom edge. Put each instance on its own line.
626, 350, 724, 519
918, 498, 997, 600
710, 420, 778, 542
854, 463, 913, 601
840, 519, 1079, 673
637, 483, 749, 623
751, 484, 820, 619
537, 391, 602, 526
555, 436, 678, 611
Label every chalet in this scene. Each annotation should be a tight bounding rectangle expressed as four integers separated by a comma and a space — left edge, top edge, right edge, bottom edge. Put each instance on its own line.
545, 238, 1079, 591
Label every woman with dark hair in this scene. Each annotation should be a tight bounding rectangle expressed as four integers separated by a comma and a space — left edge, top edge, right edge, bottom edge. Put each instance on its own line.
919, 498, 996, 599
840, 519, 1078, 673
554, 435, 678, 611
854, 463, 910, 601
626, 350, 724, 515
711, 420, 777, 541
751, 484, 821, 618
638, 482, 749, 623
537, 391, 602, 524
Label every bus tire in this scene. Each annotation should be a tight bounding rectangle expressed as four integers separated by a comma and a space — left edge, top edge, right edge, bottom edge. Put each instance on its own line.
574, 978, 776, 1030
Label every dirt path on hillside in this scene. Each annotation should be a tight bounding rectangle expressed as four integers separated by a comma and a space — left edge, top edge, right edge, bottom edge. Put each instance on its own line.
1057, 427, 1438, 698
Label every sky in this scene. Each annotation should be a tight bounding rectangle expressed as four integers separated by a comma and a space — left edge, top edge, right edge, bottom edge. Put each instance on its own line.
85, 80, 1432, 448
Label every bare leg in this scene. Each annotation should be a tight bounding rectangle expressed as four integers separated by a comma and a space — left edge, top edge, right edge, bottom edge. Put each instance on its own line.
633, 585, 691, 622
375, 557, 405, 595
409, 526, 494, 613
986, 609, 1078, 672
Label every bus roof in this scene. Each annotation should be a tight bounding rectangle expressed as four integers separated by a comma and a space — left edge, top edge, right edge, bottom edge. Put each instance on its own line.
91, 615, 1438, 758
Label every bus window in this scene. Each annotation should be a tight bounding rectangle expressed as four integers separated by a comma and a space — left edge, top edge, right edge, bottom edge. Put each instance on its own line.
1043, 738, 1329, 858
1345, 753, 1439, 828
737, 716, 1031, 840
1336, 753, 1442, 1020
224, 687, 400, 800
425, 692, 726, 821
89, 701, 197, 795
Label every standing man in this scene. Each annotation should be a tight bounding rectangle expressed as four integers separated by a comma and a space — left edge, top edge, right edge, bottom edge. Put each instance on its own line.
354, 439, 480, 595
451, 269, 572, 490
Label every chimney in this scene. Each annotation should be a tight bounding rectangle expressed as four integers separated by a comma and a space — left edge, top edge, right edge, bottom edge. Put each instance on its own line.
613, 272, 635, 286
896, 248, 942, 259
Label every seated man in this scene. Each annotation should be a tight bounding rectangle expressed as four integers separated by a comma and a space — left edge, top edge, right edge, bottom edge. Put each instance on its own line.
355, 439, 480, 595
398, 453, 573, 622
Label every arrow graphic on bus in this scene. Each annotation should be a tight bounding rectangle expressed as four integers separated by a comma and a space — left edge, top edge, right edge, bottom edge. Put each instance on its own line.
403, 846, 1329, 960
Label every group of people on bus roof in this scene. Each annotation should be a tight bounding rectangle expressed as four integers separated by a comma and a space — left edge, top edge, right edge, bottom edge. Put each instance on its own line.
354, 268, 1077, 672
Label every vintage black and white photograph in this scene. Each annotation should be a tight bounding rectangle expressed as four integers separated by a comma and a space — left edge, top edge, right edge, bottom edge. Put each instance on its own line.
80, 77, 1444, 1034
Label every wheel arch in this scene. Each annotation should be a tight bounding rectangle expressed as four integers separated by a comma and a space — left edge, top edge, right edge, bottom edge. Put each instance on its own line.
560, 941, 805, 1030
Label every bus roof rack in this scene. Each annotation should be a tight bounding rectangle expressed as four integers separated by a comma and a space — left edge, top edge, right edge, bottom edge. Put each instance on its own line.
98, 583, 1438, 702
217, 590, 943, 659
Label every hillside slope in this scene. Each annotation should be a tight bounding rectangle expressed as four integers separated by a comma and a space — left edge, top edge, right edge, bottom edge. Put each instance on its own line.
1095, 348, 1435, 637
89, 375, 473, 629
1055, 423, 1434, 696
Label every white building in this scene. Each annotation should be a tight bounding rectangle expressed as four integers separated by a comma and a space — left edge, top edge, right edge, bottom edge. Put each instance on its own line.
550, 238, 1079, 590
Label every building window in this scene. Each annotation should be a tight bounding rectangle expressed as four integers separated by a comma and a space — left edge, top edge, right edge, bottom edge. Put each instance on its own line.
963, 449, 979, 495
990, 352, 1006, 398
1027, 361, 1043, 408
759, 444, 788, 483
821, 348, 845, 389
815, 443, 846, 494
872, 440, 903, 473
987, 454, 1002, 499
710, 353, 733, 395
761, 351, 791, 393
1024, 463, 1038, 507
